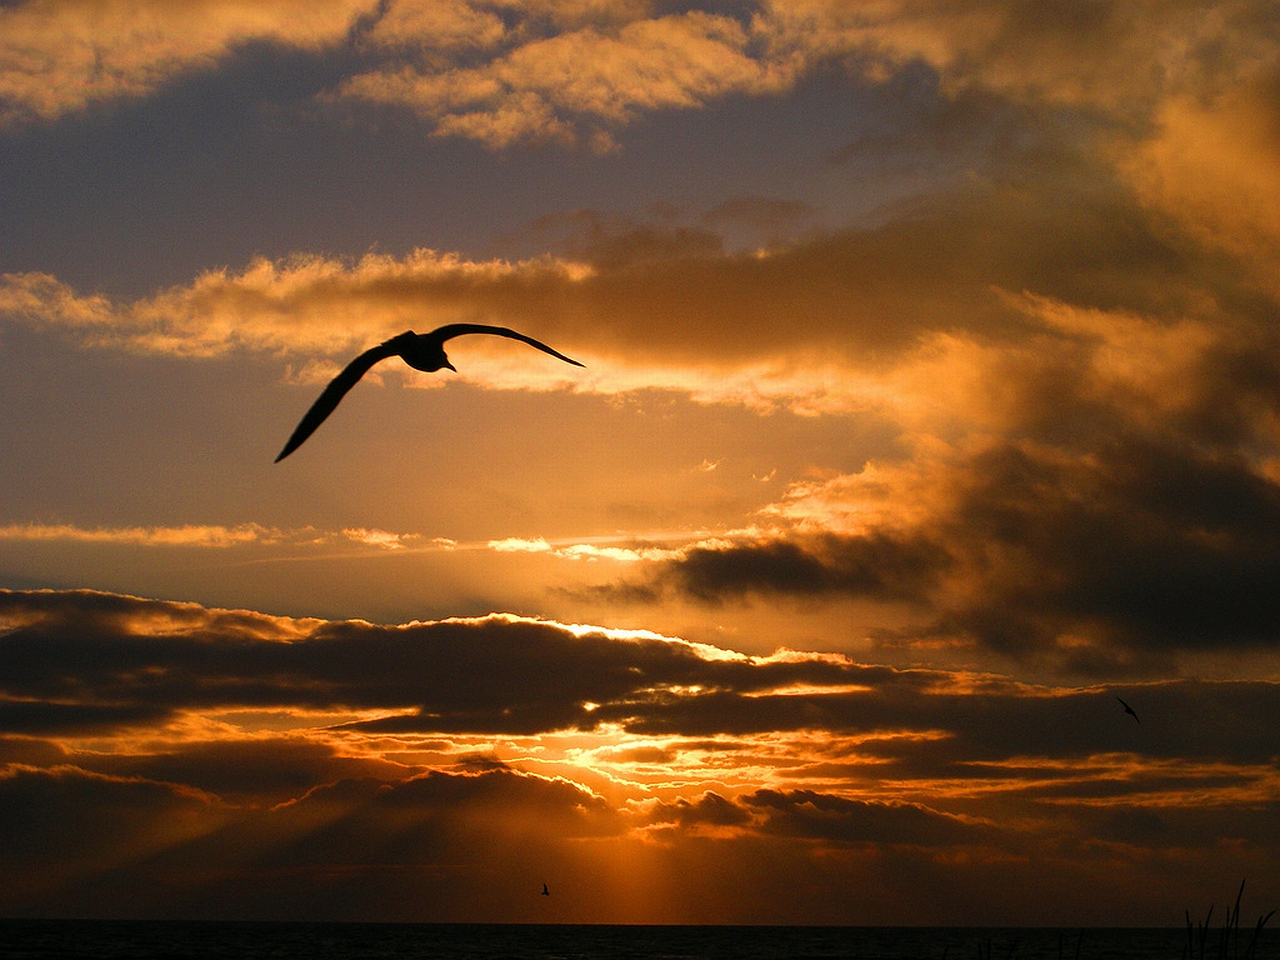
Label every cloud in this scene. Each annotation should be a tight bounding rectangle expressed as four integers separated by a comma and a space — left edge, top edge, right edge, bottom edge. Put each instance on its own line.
488, 536, 552, 553
340, 527, 422, 550
576, 272, 1280, 670
330, 0, 1278, 151
0, 588, 883, 736
5, 166, 1255, 402
0, 521, 427, 551
4, 14, 1280, 668
1124, 71, 1280, 288
0, 764, 222, 874
487, 535, 679, 563
5, 589, 1280, 759
615, 533, 950, 604
0, 0, 370, 124
90, 737, 417, 806
0, 759, 620, 920
3, 589, 1280, 921
3, 0, 1274, 171
643, 787, 988, 847
612, 432, 1280, 669
0, 521, 288, 548
337, 9, 786, 149
0, 252, 592, 360
754, 0, 1276, 111
5, 0, 1280, 926
744, 788, 989, 846
5, 102, 1278, 678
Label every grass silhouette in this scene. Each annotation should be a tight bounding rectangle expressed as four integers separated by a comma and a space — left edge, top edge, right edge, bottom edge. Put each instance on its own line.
1183, 881, 1275, 960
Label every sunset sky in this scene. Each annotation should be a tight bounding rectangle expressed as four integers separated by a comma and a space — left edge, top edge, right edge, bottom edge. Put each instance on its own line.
3, 0, 1280, 926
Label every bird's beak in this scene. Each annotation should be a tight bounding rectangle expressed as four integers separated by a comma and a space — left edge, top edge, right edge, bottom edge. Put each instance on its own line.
445, 361, 456, 372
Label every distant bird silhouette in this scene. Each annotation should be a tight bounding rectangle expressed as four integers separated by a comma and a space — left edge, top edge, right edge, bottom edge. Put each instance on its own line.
1116, 696, 1140, 724
275, 324, 584, 461
541, 883, 550, 896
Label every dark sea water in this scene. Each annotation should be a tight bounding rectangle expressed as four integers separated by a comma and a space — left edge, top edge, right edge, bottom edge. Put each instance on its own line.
0, 921, 1274, 960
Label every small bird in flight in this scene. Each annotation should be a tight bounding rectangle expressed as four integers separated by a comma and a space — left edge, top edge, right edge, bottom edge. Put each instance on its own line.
1116, 696, 1140, 724
541, 883, 550, 896
275, 324, 584, 462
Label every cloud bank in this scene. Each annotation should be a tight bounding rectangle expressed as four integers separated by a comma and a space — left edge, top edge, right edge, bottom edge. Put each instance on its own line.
1, 589, 1278, 922
6, 0, 1275, 158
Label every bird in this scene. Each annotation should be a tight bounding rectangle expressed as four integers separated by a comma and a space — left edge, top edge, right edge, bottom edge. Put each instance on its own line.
1116, 695, 1140, 724
275, 324, 584, 462
541, 883, 550, 896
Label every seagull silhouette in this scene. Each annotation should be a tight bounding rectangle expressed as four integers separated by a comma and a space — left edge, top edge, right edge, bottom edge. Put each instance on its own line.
275, 324, 584, 462
1116, 695, 1140, 724
541, 883, 550, 896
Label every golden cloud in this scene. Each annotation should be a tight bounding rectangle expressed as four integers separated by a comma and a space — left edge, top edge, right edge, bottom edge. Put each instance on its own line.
361, 0, 506, 53
0, 246, 896, 411
754, 0, 1276, 109
0, 0, 370, 123
1124, 76, 1280, 292
336, 0, 1272, 146
339, 10, 784, 149
3, 0, 1274, 161
0, 521, 427, 551
0, 521, 287, 548
0, 251, 591, 358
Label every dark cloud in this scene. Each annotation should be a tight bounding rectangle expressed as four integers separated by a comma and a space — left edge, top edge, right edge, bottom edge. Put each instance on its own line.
647, 787, 989, 847
606, 391, 1280, 668
5, 590, 1280, 761
2, 591, 1279, 923
0, 699, 174, 736
269, 766, 620, 845
0, 764, 225, 906
602, 675, 1280, 769
9, 164, 1228, 370
0, 761, 618, 920
0, 735, 65, 766
650, 533, 950, 603
600, 744, 677, 764
937, 435, 1280, 661
518, 208, 726, 269
647, 790, 752, 830
575, 170, 1245, 363
89, 738, 416, 807
0, 588, 906, 736
744, 789, 988, 847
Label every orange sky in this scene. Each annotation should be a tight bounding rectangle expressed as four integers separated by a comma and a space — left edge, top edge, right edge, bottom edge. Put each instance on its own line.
2, 0, 1280, 926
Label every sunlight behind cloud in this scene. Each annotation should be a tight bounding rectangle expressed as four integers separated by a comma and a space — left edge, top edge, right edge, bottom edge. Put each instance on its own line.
1, 251, 592, 353
5, 0, 1280, 928
3, 588, 1280, 922
0, 250, 899, 413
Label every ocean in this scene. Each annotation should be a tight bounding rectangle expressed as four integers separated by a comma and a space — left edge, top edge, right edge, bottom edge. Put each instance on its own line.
0, 920, 1273, 960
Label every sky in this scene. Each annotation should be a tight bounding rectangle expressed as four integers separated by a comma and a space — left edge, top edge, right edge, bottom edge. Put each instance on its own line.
2, 0, 1280, 927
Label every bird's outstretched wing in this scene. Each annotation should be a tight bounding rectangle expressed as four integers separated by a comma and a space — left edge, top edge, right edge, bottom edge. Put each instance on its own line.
1116, 696, 1140, 724
434, 323, 585, 367
275, 325, 583, 461
275, 340, 400, 462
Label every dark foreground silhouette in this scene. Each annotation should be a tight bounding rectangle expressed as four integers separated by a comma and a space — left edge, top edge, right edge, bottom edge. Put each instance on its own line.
1116, 695, 1141, 724
275, 324, 584, 461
